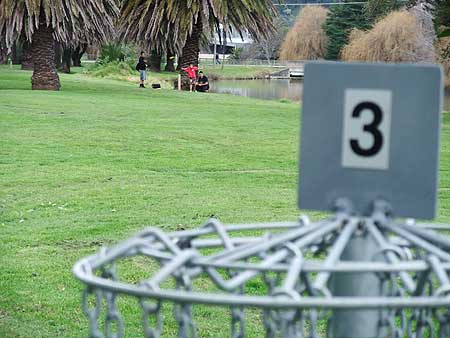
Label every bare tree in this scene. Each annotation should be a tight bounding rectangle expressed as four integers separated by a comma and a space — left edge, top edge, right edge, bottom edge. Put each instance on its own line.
437, 36, 450, 87
279, 6, 328, 61
342, 9, 435, 63
238, 18, 288, 63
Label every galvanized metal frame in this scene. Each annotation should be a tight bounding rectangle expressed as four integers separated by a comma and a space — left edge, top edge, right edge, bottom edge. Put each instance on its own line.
73, 203, 450, 338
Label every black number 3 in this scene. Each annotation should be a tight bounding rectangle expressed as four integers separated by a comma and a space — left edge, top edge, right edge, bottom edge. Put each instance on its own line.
350, 101, 383, 157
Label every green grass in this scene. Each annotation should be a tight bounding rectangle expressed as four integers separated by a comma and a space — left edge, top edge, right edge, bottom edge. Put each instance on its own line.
199, 65, 275, 79
84, 61, 175, 88
83, 62, 276, 87
0, 66, 449, 338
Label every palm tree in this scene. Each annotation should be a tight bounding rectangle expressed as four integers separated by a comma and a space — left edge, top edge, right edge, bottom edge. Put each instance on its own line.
0, 38, 6, 64
21, 40, 34, 70
0, 0, 118, 90
120, 0, 276, 89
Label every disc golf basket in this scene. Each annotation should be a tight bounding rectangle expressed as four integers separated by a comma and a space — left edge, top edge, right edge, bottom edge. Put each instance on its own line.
73, 62, 449, 337
73, 201, 450, 338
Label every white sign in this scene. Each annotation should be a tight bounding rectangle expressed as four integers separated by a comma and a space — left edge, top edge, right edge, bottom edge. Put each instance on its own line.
341, 89, 392, 170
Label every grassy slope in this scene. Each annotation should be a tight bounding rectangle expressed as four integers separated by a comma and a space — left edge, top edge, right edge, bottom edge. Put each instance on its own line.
0, 67, 449, 337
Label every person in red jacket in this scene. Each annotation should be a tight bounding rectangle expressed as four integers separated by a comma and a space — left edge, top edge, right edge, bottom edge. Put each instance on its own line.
182, 63, 199, 92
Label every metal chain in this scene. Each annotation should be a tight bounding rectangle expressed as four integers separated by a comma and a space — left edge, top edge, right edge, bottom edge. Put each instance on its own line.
140, 297, 162, 338
263, 272, 279, 338
281, 309, 303, 338
104, 291, 124, 338
407, 308, 435, 338
74, 217, 450, 338
101, 264, 124, 338
305, 310, 320, 338
377, 272, 406, 338
437, 309, 450, 338
231, 285, 245, 338
231, 305, 245, 338
174, 274, 197, 338
262, 271, 306, 338
82, 287, 104, 338
263, 309, 278, 338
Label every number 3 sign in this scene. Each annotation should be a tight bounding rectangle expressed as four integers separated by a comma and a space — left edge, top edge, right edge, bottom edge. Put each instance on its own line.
298, 62, 442, 219
342, 89, 392, 170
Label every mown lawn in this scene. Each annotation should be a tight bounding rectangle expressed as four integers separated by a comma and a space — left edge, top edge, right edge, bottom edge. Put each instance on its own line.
0, 66, 449, 337
82, 62, 277, 85
200, 65, 276, 79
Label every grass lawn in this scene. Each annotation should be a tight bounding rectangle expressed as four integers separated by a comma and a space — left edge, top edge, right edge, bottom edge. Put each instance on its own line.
0, 66, 449, 338
83, 61, 277, 85
199, 65, 276, 80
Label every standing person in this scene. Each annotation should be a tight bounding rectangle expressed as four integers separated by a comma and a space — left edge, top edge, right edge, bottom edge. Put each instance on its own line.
136, 51, 147, 88
196, 71, 209, 92
182, 63, 199, 92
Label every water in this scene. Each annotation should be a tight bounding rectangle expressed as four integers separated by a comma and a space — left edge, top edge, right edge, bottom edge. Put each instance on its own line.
210, 79, 450, 111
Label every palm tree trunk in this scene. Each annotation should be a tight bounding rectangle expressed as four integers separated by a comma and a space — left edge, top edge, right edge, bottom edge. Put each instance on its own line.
11, 42, 20, 65
21, 41, 33, 70
61, 47, 71, 73
0, 40, 6, 64
31, 22, 60, 90
165, 48, 176, 72
179, 16, 202, 90
55, 42, 62, 69
0, 48, 6, 64
149, 50, 162, 72
72, 44, 87, 67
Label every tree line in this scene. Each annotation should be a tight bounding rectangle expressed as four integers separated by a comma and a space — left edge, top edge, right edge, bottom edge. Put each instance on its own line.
0, 0, 276, 90
278, 0, 450, 85
2, 0, 449, 90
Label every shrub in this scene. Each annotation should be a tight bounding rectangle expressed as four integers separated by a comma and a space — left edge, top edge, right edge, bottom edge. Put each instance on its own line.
229, 47, 243, 63
89, 61, 135, 79
437, 35, 450, 87
98, 43, 137, 64
279, 6, 328, 61
341, 10, 435, 63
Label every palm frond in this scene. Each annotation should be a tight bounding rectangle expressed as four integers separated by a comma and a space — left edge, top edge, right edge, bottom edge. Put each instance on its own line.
0, 0, 119, 47
119, 0, 276, 54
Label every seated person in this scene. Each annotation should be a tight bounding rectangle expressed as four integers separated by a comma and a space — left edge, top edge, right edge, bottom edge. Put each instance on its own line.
196, 71, 209, 92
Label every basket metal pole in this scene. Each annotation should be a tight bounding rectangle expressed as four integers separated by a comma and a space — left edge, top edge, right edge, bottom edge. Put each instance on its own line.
331, 227, 386, 338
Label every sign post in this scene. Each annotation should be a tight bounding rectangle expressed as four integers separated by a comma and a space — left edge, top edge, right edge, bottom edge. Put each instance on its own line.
299, 62, 443, 338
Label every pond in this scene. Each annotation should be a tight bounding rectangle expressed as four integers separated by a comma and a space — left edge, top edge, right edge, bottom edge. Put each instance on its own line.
209, 79, 450, 111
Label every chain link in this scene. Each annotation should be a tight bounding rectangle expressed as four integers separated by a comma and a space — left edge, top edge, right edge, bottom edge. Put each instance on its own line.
82, 287, 104, 338
231, 306, 245, 338
140, 297, 162, 338
261, 271, 307, 338
437, 309, 450, 338
75, 218, 450, 338
174, 274, 197, 338
100, 264, 124, 338
407, 308, 435, 338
